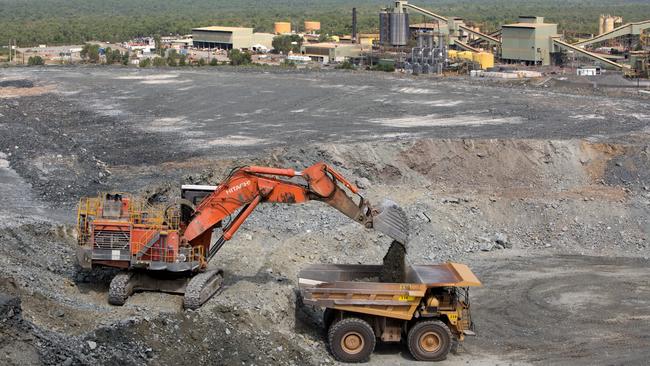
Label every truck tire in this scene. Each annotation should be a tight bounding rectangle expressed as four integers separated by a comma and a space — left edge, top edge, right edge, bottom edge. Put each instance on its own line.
407, 320, 452, 361
328, 317, 375, 363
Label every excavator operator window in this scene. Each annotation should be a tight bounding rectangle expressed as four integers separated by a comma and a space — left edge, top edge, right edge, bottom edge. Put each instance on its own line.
102, 193, 124, 218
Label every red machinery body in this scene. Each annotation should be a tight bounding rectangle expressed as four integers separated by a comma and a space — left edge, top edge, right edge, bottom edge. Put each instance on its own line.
77, 162, 406, 274
77, 192, 202, 271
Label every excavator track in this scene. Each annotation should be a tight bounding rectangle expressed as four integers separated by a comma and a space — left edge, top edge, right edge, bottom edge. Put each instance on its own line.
108, 271, 135, 306
183, 269, 224, 310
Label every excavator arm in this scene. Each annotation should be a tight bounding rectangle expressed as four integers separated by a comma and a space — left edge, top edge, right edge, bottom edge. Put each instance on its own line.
182, 162, 408, 263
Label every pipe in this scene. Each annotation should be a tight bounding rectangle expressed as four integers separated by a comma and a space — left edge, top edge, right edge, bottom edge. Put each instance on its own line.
223, 195, 262, 240
352, 8, 358, 41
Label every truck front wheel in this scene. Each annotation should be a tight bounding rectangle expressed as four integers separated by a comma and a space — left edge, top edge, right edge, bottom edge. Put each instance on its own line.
407, 320, 452, 361
328, 318, 376, 363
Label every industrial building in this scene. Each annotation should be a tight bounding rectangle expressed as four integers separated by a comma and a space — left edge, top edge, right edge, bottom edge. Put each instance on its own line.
301, 43, 362, 63
357, 33, 379, 46
500, 17, 558, 66
192, 26, 274, 50
375, 0, 646, 72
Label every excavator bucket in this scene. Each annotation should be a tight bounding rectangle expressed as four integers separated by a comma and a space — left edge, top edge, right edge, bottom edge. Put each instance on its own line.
373, 199, 409, 244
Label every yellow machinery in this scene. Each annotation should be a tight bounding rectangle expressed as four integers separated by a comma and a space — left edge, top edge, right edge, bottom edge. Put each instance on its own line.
299, 262, 481, 363
459, 51, 474, 60
472, 52, 481, 64
449, 50, 494, 69
477, 52, 494, 69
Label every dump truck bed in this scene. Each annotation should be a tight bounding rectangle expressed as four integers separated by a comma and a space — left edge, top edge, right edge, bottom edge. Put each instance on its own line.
299, 262, 481, 287
299, 262, 480, 320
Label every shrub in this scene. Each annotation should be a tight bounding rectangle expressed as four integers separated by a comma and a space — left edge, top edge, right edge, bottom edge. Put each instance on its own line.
371, 63, 395, 72
228, 49, 252, 66
28, 55, 45, 65
336, 60, 355, 70
152, 57, 166, 67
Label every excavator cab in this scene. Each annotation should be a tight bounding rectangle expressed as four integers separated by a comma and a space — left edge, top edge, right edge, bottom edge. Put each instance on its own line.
180, 184, 217, 224
103, 193, 128, 216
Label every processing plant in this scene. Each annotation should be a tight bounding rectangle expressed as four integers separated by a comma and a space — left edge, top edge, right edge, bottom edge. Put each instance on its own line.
374, 0, 650, 75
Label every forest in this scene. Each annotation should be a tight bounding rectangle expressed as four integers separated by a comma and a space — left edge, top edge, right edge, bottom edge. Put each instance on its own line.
1, 0, 649, 46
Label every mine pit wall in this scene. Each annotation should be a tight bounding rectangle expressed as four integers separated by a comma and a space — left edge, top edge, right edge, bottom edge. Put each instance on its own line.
320, 138, 647, 192
1, 136, 648, 365
311, 138, 648, 262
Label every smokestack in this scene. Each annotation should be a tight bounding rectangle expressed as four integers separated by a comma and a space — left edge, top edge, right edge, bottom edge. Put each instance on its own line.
352, 8, 358, 41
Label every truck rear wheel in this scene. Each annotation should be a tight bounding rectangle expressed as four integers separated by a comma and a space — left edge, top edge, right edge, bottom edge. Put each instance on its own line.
407, 320, 452, 361
328, 317, 375, 363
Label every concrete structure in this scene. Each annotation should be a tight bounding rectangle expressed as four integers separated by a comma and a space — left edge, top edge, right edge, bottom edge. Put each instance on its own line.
574, 20, 650, 48
192, 27, 274, 51
251, 33, 275, 51
599, 15, 623, 35
357, 33, 380, 46
162, 36, 193, 50
501, 17, 558, 66
301, 43, 362, 63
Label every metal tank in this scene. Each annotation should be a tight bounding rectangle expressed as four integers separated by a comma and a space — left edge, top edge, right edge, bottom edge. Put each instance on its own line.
390, 12, 409, 46
274, 22, 291, 34
304, 21, 321, 33
379, 11, 391, 45
604, 17, 615, 33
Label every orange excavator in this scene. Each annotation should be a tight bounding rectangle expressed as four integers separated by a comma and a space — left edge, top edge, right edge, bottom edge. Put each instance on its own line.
76, 162, 408, 309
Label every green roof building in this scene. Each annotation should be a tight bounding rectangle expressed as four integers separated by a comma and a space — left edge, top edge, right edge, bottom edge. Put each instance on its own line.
501, 17, 558, 66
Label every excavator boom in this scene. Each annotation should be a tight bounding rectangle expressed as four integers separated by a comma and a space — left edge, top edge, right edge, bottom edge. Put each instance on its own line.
183, 162, 408, 263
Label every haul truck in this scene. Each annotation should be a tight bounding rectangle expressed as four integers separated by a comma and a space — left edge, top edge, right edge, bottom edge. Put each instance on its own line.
299, 262, 481, 363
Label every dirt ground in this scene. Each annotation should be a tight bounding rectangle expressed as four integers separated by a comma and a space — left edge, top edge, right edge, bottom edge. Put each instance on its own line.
0, 67, 649, 365
470, 253, 650, 366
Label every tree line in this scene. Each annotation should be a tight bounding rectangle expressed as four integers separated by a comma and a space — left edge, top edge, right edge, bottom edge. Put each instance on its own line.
1, 0, 649, 46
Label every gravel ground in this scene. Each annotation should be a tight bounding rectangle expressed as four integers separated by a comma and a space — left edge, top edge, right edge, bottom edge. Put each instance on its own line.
0, 67, 649, 365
